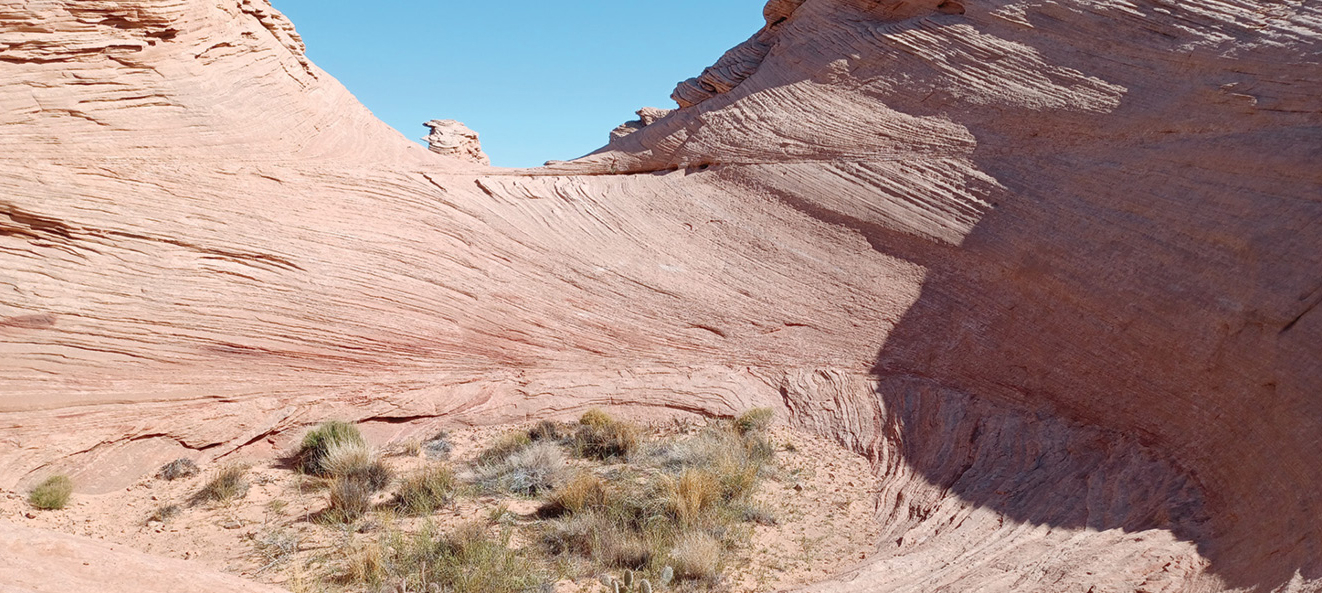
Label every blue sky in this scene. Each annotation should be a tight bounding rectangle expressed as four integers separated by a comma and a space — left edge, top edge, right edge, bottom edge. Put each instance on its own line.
270, 1, 766, 167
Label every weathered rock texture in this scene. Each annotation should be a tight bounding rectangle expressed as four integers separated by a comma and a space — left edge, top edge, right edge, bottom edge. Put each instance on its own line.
424, 119, 490, 165
609, 107, 674, 142
2, 0, 1320, 592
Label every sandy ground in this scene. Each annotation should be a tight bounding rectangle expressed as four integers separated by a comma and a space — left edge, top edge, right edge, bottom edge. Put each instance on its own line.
2, 418, 880, 592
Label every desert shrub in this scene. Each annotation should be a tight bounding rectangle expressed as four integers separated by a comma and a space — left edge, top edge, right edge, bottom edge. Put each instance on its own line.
733, 408, 774, 435
319, 442, 392, 522
668, 532, 722, 582
476, 441, 566, 496
321, 440, 372, 477
194, 463, 249, 504
579, 409, 613, 428
327, 475, 375, 522
660, 469, 720, 527
424, 429, 453, 459
148, 503, 180, 523
476, 431, 533, 466
400, 438, 423, 457
254, 529, 299, 568
542, 511, 653, 569
348, 522, 545, 593
322, 440, 391, 489
541, 471, 608, 517
572, 412, 640, 461
28, 475, 73, 510
157, 458, 199, 481
295, 420, 366, 476
426, 523, 547, 593
344, 539, 388, 586
393, 464, 457, 515
646, 425, 773, 502
528, 419, 563, 442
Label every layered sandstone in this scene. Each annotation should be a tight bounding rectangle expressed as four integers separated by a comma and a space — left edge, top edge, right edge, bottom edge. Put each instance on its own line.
1, 0, 1319, 592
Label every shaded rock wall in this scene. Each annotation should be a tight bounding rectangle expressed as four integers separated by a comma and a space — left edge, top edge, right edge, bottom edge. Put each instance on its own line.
1, 0, 1320, 591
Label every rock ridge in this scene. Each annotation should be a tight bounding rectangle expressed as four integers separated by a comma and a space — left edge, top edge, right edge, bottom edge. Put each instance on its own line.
1, 0, 1320, 592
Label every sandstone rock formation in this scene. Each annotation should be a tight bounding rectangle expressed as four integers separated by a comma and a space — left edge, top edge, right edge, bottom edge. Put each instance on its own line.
424, 119, 490, 165
1, 0, 1320, 592
610, 107, 675, 142
0, 523, 288, 593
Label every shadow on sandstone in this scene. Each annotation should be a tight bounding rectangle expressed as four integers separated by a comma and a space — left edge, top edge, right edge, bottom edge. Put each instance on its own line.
861, 140, 1322, 591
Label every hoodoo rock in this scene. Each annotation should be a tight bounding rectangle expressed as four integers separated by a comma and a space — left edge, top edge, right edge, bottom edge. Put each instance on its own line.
1, 0, 1320, 592
423, 119, 490, 165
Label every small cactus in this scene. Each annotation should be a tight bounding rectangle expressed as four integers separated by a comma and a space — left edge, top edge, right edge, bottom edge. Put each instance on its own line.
600, 575, 616, 590
659, 566, 674, 587
612, 581, 621, 593
623, 570, 635, 589
640, 579, 653, 593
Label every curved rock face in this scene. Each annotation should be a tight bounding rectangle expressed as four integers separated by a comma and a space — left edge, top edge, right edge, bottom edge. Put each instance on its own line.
1, 1, 1320, 592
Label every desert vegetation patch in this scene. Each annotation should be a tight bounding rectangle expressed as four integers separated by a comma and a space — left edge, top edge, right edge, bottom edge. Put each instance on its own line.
2, 409, 880, 592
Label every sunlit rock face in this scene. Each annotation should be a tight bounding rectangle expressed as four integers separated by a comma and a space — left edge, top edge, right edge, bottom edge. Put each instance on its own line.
424, 119, 490, 165
2, 0, 1320, 592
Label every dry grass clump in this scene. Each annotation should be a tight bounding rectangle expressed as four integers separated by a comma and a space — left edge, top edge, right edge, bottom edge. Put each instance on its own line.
392, 464, 457, 515
476, 441, 566, 496
254, 528, 299, 569
476, 430, 533, 466
157, 458, 199, 481
295, 420, 366, 476
733, 407, 774, 435
28, 475, 73, 510
194, 463, 249, 504
537, 409, 778, 586
669, 532, 722, 582
322, 409, 780, 591
323, 441, 392, 490
660, 469, 721, 527
342, 521, 546, 593
423, 429, 453, 459
148, 503, 181, 523
321, 440, 392, 522
542, 510, 655, 569
528, 419, 563, 442
327, 477, 375, 522
572, 409, 640, 460
542, 471, 608, 517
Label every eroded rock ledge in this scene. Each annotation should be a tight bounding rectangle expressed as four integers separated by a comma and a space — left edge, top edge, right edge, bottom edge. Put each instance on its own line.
2, 0, 1320, 592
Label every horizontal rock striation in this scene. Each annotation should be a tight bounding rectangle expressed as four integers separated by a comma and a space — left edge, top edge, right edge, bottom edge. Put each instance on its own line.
2, 0, 1321, 592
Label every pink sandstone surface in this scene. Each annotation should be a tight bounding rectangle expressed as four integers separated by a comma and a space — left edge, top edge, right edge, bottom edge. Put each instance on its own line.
1, 0, 1320, 591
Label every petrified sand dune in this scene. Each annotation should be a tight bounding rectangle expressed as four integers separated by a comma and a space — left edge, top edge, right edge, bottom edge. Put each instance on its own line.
2, 0, 1320, 591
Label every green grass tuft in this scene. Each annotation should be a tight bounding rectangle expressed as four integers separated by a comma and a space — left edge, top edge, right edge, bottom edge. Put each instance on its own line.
28, 475, 73, 510
295, 420, 366, 476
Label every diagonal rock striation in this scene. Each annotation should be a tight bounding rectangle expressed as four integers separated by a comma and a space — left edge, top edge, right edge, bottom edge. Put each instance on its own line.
1, 0, 1320, 591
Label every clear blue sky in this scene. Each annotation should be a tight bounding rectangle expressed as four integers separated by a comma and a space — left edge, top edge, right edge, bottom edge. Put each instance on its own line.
270, 1, 766, 167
